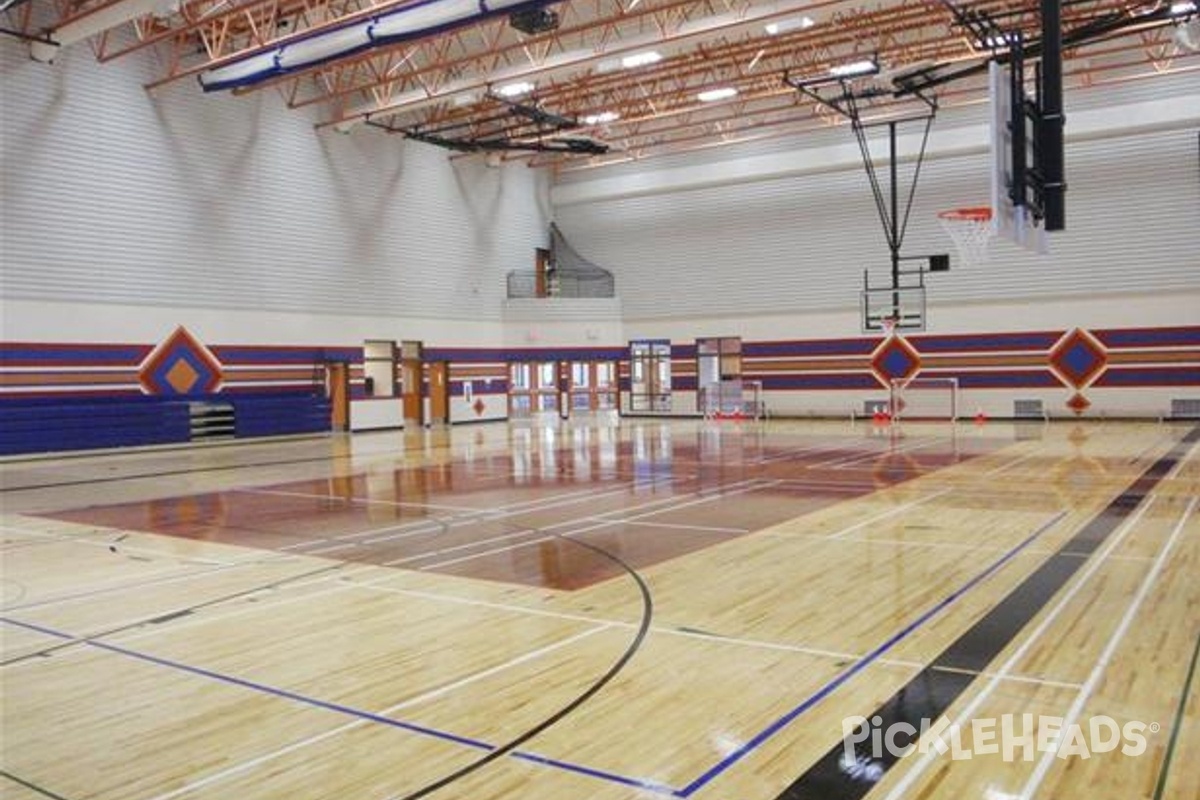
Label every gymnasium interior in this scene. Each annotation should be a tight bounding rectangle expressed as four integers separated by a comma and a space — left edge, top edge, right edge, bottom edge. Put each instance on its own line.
2, 1, 1198, 798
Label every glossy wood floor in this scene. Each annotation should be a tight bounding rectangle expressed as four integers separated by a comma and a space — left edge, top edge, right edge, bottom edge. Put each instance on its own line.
1, 418, 1197, 800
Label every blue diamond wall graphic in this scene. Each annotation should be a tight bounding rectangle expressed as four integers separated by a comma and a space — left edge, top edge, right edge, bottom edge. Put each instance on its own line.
871, 335, 921, 387
1049, 329, 1107, 389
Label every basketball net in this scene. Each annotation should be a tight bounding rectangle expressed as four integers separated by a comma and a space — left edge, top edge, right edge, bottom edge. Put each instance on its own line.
938, 207, 994, 266
881, 316, 898, 338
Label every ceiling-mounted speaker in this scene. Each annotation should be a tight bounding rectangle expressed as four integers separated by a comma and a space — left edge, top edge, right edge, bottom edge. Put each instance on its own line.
509, 8, 560, 35
929, 254, 951, 272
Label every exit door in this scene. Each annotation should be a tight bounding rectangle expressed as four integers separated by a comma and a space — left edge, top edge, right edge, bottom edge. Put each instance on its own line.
326, 362, 350, 432
428, 362, 450, 425
400, 340, 423, 427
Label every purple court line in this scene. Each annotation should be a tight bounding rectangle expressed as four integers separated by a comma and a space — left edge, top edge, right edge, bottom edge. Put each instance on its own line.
1, 510, 1064, 798
676, 509, 1068, 797
0, 615, 675, 795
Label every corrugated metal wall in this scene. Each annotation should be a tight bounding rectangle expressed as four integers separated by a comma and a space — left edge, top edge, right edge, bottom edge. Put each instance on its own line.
553, 102, 1199, 323
0, 42, 549, 322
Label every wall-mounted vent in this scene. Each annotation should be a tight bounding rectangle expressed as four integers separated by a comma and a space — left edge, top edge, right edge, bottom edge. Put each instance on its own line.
189, 402, 235, 441
1013, 399, 1046, 419
1170, 398, 1200, 419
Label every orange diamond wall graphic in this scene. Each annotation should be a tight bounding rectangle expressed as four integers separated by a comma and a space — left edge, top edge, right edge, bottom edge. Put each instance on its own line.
139, 327, 223, 395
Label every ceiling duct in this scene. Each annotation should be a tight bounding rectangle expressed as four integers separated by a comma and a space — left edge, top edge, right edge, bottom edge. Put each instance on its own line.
200, 0, 564, 92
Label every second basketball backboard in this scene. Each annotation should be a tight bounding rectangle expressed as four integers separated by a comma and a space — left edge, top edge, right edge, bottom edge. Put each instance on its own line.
988, 61, 1049, 255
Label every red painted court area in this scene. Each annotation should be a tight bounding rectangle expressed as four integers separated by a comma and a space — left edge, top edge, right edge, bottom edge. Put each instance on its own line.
44, 429, 1002, 590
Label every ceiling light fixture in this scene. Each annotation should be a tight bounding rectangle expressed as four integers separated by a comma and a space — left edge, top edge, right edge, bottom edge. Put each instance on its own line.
621, 50, 663, 68
765, 16, 814, 35
829, 57, 879, 78
496, 81, 534, 97
1170, 1, 1196, 14
581, 111, 621, 125
697, 87, 738, 102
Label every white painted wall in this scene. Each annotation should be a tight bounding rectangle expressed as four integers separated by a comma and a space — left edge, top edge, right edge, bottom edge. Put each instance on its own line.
3, 39, 1197, 426
618, 289, 1200, 420
0, 39, 550, 325
501, 298, 624, 347
553, 74, 1200, 419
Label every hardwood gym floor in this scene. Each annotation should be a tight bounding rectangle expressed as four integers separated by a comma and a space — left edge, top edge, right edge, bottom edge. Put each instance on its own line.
1, 418, 1197, 800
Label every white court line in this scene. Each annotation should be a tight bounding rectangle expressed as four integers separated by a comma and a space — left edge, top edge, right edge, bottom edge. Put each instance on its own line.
0, 524, 240, 566
818, 437, 952, 470
281, 520, 450, 551
984, 450, 1041, 477
386, 479, 768, 566
795, 533, 1154, 562
561, 477, 765, 524
825, 490, 952, 540
878, 493, 1162, 800
417, 480, 778, 571
598, 519, 750, 535
1164, 435, 1200, 481
384, 528, 544, 567
141, 624, 611, 800
346, 582, 1083, 691
0, 572, 374, 669
753, 440, 849, 465
277, 475, 682, 552
767, 478, 876, 491
1018, 495, 1198, 799
236, 487, 482, 513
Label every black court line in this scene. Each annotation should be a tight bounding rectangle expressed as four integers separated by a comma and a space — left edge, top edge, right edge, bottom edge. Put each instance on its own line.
0, 769, 72, 800
1153, 631, 1200, 800
0, 562, 345, 667
395, 524, 656, 799
773, 424, 1199, 800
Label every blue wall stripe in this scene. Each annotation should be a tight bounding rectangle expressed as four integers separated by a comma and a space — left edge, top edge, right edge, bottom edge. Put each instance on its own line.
908, 332, 1062, 352
1094, 326, 1200, 349
1095, 366, 1200, 387
0, 346, 150, 365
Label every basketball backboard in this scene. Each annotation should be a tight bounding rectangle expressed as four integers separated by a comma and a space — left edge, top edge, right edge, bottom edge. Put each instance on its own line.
988, 61, 1049, 254
861, 281, 925, 333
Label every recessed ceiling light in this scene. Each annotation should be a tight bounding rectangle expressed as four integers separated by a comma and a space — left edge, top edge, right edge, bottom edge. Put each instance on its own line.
621, 51, 663, 69
496, 81, 534, 97
765, 16, 814, 35
697, 87, 738, 102
829, 58, 878, 78
581, 111, 620, 125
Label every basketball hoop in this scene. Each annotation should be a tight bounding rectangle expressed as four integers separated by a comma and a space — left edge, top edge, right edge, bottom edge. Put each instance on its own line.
880, 316, 898, 338
938, 207, 994, 266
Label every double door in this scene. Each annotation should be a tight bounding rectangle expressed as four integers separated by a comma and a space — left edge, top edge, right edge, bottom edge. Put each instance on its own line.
508, 360, 618, 418
567, 361, 617, 413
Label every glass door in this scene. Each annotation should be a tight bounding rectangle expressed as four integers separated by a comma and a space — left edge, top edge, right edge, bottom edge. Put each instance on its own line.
630, 340, 672, 412
696, 337, 742, 416
567, 361, 619, 415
